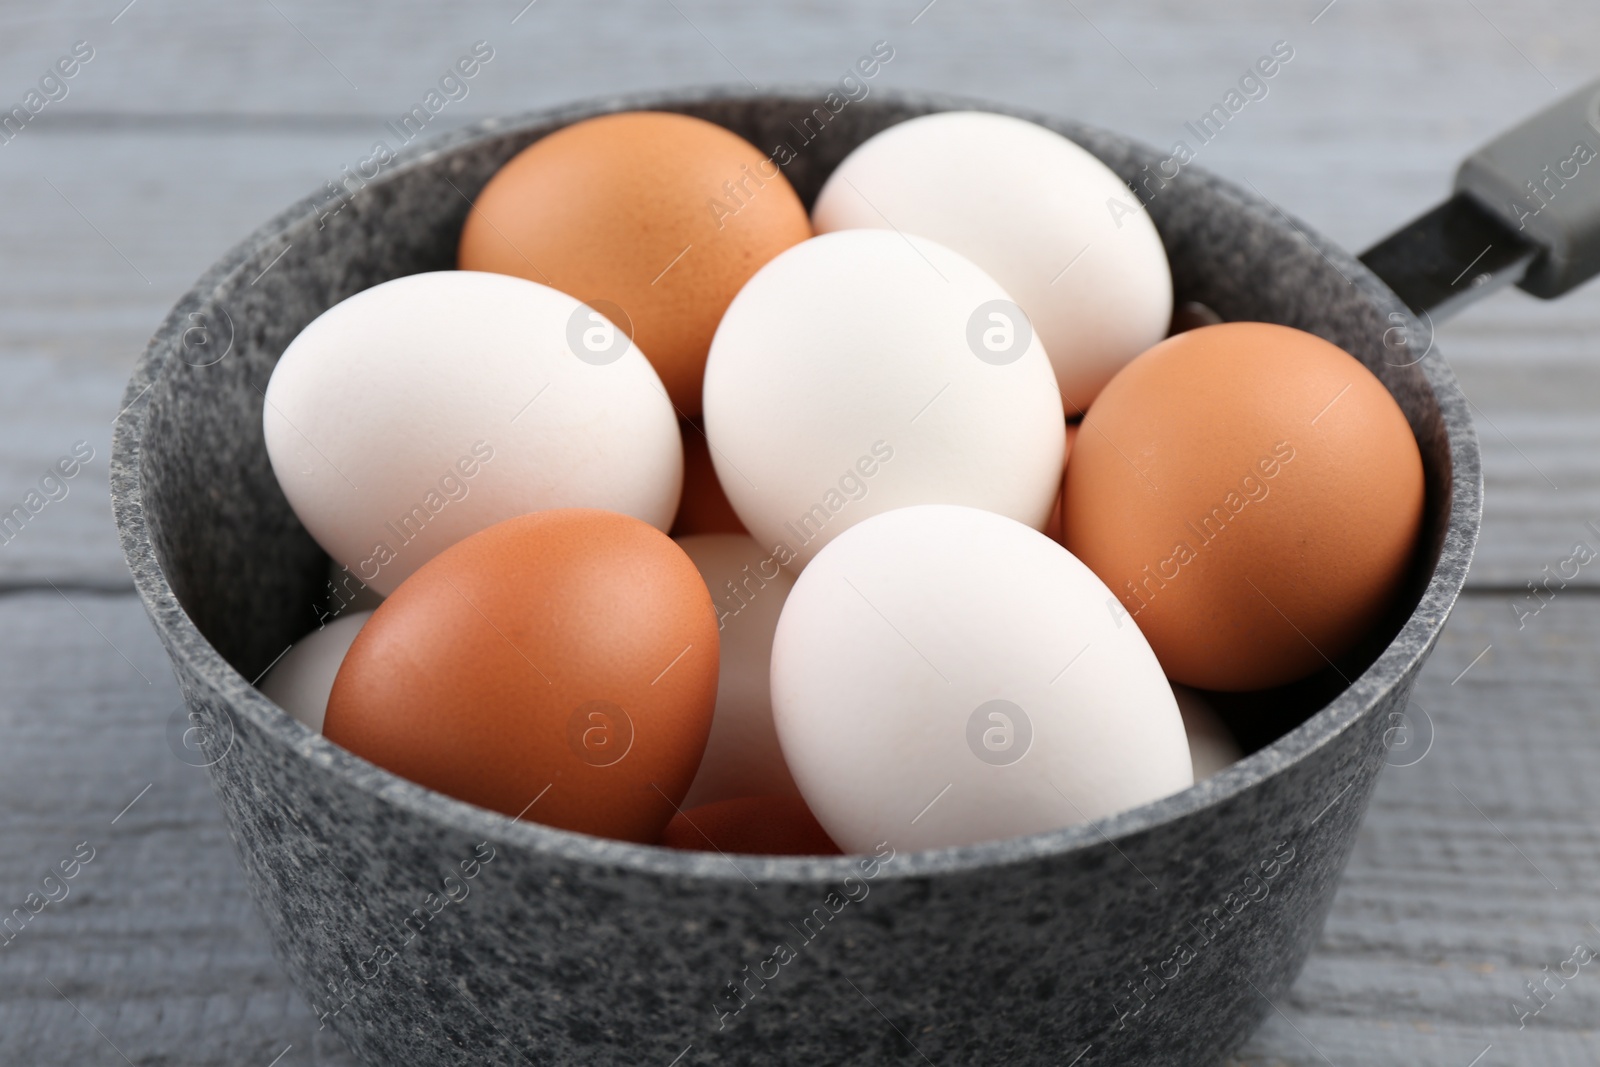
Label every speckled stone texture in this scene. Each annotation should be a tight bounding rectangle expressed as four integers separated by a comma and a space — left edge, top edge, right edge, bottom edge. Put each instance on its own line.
111, 89, 1481, 1066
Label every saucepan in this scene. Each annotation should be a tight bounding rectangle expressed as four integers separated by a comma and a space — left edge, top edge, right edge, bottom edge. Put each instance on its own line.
110, 82, 1600, 1065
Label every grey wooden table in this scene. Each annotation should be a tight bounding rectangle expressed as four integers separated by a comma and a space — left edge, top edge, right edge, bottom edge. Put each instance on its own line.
3, 1, 1598, 1064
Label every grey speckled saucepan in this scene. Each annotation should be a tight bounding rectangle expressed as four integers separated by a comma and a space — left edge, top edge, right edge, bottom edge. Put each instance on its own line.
111, 88, 1480, 1066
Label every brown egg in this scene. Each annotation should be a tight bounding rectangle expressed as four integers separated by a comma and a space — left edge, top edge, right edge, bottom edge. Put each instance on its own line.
671, 419, 746, 537
1063, 323, 1424, 691
458, 111, 813, 417
324, 509, 719, 843
659, 796, 840, 856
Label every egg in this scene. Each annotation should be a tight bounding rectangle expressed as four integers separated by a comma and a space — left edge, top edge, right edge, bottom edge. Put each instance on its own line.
703, 231, 1066, 571
1172, 685, 1242, 781
258, 610, 373, 732
811, 111, 1173, 413
458, 110, 813, 417
263, 271, 682, 597
1063, 322, 1425, 691
672, 422, 746, 537
771, 504, 1192, 853
324, 509, 719, 844
659, 796, 840, 856
675, 534, 799, 808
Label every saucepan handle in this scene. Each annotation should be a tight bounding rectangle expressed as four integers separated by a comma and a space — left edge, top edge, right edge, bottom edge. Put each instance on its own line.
1361, 77, 1600, 320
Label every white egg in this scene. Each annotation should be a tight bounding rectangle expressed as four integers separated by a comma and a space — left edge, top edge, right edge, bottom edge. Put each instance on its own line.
812, 111, 1174, 413
675, 534, 800, 808
771, 505, 1192, 853
1172, 684, 1242, 781
703, 231, 1065, 572
263, 270, 682, 596
259, 610, 374, 732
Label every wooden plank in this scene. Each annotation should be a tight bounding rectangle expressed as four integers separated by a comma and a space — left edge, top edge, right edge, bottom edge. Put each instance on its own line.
0, 126, 365, 585
0, 590, 359, 1066
0, 0, 1589, 128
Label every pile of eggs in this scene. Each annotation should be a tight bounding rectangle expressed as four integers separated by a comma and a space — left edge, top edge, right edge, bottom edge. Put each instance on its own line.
258, 109, 1425, 857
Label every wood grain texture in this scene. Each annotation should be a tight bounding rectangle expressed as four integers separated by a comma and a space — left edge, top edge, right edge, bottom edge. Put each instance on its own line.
0, 592, 360, 1066
1, 0, 1599, 1063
